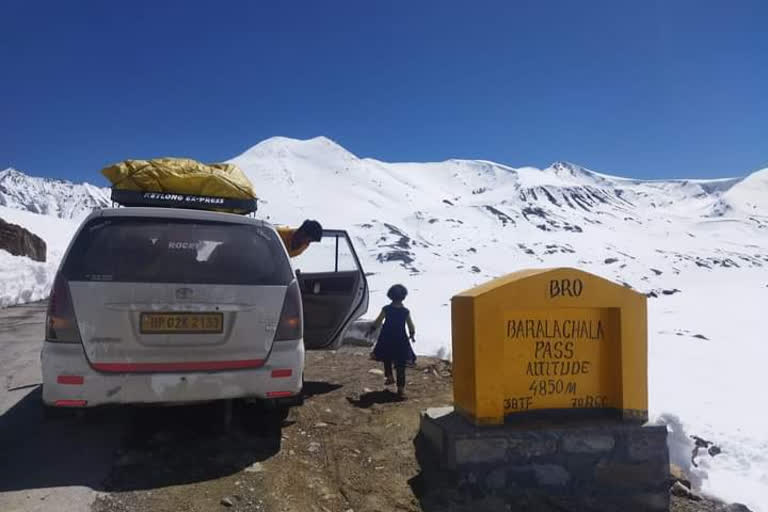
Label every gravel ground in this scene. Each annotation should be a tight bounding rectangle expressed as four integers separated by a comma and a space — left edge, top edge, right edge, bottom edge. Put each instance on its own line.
89, 348, 739, 512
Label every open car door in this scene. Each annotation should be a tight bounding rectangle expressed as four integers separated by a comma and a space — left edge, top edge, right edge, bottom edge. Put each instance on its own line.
291, 230, 369, 350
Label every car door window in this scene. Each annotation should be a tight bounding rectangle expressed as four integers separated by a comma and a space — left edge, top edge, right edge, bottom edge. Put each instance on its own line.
336, 235, 358, 272
292, 236, 337, 273
293, 231, 368, 349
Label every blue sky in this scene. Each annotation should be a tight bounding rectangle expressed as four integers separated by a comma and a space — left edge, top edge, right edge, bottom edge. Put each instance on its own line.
2, 0, 766, 182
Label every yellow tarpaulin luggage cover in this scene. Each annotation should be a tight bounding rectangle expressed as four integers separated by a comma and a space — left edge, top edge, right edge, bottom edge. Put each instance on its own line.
102, 157, 256, 205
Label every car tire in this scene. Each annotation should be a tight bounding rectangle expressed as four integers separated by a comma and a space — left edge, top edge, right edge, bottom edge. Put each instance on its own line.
274, 406, 290, 423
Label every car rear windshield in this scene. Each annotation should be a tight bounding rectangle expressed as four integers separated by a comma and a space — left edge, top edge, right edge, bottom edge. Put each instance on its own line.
62, 217, 293, 286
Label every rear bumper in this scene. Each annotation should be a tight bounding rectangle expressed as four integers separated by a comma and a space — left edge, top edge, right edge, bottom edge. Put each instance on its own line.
41, 339, 304, 407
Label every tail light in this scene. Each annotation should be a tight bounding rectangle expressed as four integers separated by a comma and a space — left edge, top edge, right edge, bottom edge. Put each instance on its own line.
274, 281, 303, 341
46, 274, 81, 343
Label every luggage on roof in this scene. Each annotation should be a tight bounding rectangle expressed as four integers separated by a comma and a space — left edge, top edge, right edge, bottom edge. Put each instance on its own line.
101, 158, 257, 214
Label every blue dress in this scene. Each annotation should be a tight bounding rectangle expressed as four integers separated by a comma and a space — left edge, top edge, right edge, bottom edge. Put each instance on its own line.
373, 305, 416, 364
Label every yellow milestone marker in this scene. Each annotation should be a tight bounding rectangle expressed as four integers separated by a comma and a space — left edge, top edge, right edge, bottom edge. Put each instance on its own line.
451, 268, 647, 425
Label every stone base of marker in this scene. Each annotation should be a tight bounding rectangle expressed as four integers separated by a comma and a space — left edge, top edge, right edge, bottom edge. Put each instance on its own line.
420, 407, 670, 512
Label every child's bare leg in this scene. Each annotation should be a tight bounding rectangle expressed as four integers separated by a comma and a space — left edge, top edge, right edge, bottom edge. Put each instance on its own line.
395, 361, 406, 398
383, 360, 395, 385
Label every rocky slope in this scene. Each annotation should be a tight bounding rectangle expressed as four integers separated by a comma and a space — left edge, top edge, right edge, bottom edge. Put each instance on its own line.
0, 217, 46, 262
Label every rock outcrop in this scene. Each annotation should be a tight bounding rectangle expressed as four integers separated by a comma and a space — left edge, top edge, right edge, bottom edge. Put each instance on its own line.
0, 217, 46, 261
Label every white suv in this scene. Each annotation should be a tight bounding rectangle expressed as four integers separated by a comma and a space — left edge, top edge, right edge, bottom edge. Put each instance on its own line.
41, 206, 368, 414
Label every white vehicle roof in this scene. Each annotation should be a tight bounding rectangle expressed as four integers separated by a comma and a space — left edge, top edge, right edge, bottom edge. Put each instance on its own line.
89, 207, 272, 227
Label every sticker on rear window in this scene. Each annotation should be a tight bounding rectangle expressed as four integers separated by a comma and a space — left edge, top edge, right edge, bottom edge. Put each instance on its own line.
168, 241, 201, 250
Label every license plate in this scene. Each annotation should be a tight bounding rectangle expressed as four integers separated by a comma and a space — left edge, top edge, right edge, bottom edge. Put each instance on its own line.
140, 313, 224, 334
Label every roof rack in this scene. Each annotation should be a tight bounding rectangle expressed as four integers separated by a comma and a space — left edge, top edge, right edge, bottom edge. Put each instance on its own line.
111, 188, 258, 214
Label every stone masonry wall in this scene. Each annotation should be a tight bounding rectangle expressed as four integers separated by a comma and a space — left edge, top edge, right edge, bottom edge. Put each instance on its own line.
421, 408, 670, 512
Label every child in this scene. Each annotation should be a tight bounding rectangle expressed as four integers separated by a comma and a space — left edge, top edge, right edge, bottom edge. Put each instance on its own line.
368, 284, 416, 398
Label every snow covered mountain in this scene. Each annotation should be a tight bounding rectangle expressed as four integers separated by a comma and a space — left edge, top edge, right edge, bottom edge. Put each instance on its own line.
0, 167, 109, 219
228, 136, 768, 292
2, 137, 767, 302
1, 136, 766, 309
1, 136, 768, 509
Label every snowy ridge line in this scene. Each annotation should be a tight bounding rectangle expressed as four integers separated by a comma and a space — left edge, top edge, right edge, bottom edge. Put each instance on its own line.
0, 167, 110, 220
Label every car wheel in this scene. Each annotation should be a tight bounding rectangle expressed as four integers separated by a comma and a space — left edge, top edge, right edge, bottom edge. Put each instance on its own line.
274, 406, 290, 423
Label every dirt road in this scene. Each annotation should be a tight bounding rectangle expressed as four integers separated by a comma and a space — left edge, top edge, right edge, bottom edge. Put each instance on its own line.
88, 351, 456, 512
0, 303, 733, 512
0, 302, 454, 512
